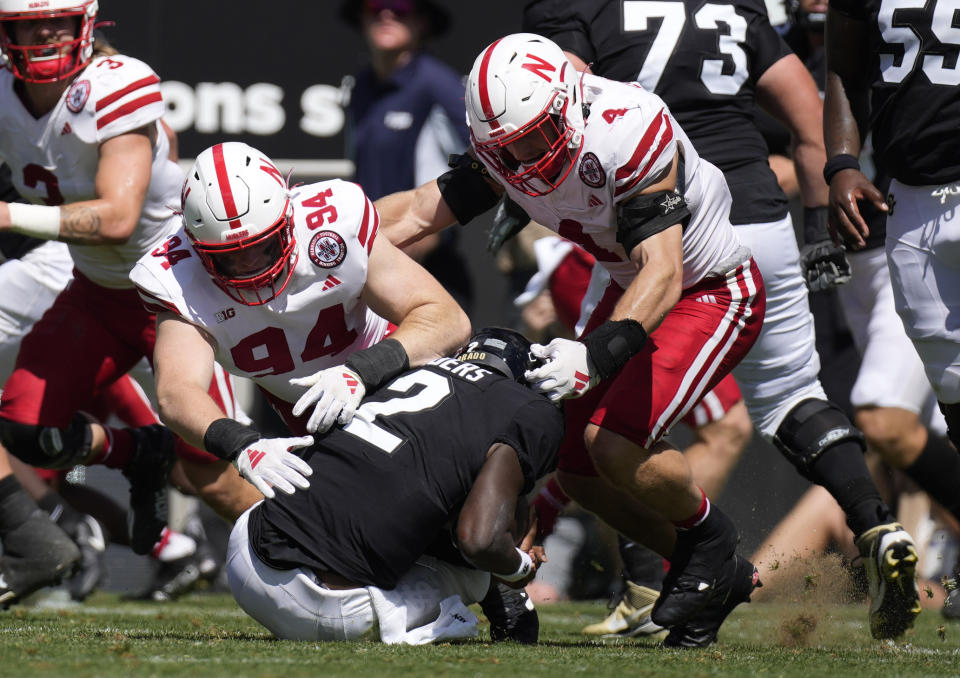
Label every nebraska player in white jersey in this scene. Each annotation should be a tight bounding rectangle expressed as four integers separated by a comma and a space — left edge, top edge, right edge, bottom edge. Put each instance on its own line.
378, 33, 765, 644
131, 142, 469, 519
0, 1, 244, 557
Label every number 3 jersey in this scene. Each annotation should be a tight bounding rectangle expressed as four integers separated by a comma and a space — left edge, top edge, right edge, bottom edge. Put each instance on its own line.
0, 54, 184, 288
249, 359, 564, 589
130, 179, 390, 405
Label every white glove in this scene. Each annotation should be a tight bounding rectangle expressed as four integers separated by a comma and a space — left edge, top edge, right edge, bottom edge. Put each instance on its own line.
524, 338, 600, 402
233, 436, 314, 499
290, 365, 366, 433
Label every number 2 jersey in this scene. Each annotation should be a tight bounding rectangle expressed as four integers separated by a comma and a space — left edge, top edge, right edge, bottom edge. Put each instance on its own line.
0, 54, 184, 288
830, 0, 960, 185
488, 72, 747, 292
523, 0, 793, 224
130, 179, 390, 406
249, 358, 564, 589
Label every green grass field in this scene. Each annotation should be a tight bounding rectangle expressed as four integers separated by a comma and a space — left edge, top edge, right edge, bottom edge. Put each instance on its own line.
2, 592, 959, 678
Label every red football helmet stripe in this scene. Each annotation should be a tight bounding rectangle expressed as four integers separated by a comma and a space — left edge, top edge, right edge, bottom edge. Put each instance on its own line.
477, 39, 502, 130
212, 143, 244, 230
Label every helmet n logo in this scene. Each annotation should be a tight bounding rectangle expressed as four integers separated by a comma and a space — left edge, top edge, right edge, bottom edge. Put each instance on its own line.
522, 54, 556, 82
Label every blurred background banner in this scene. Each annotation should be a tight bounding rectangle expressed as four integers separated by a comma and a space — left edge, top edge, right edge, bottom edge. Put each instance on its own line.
99, 1, 520, 176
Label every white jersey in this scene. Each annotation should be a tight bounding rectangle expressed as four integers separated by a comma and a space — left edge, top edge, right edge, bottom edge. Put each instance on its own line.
0, 54, 184, 288
494, 74, 746, 291
130, 180, 390, 404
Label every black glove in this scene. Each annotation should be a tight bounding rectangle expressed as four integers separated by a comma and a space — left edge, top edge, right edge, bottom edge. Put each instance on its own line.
487, 196, 530, 254
800, 206, 851, 292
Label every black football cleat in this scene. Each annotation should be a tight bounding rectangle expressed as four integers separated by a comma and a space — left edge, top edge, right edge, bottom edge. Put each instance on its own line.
479, 581, 539, 644
663, 554, 760, 648
651, 505, 739, 629
0, 510, 80, 608
63, 513, 108, 602
122, 425, 175, 555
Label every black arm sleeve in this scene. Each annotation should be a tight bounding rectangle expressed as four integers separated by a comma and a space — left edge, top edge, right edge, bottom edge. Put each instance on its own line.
615, 190, 691, 255
436, 153, 500, 225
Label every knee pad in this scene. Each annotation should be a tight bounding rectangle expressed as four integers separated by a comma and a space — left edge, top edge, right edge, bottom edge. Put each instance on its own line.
0, 413, 92, 469
773, 399, 865, 480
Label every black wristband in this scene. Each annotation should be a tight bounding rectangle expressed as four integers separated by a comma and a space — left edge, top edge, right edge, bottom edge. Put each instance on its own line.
203, 418, 261, 462
802, 206, 830, 245
581, 319, 648, 381
822, 154, 861, 185
345, 338, 410, 391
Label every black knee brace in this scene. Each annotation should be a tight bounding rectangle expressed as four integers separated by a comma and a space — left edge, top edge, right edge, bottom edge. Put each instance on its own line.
0, 413, 92, 469
773, 399, 865, 480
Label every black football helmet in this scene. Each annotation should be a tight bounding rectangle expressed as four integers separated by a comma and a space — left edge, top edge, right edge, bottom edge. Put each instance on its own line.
455, 327, 535, 382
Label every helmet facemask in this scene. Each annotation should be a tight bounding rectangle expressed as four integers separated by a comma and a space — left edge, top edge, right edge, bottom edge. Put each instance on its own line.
189, 206, 297, 307
473, 92, 581, 197
0, 3, 96, 83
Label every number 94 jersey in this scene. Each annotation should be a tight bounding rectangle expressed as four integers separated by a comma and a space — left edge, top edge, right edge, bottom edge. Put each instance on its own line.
130, 179, 390, 404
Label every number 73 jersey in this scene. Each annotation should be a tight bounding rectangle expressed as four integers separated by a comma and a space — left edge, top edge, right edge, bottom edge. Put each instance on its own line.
130, 179, 390, 404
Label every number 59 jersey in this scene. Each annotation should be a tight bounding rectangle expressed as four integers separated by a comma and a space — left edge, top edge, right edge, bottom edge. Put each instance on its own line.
131, 179, 390, 404
0, 54, 184, 288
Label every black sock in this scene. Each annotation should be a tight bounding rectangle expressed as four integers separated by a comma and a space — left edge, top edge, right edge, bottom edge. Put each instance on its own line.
810, 441, 893, 537
618, 535, 665, 587
0, 474, 39, 535
904, 433, 960, 524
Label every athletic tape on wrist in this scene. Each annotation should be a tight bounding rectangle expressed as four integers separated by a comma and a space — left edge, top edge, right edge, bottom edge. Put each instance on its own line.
8, 203, 61, 240
822, 154, 861, 185
581, 319, 648, 380
203, 418, 261, 462
497, 547, 534, 582
345, 338, 410, 390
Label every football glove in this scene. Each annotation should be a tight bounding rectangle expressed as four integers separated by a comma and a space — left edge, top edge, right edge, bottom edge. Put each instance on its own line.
524, 338, 600, 402
800, 240, 852, 292
290, 365, 366, 433
233, 436, 314, 499
487, 196, 531, 254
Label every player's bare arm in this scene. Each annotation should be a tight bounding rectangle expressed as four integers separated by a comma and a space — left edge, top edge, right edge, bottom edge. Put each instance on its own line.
756, 54, 828, 209
609, 150, 685, 334
823, 7, 887, 249
361, 231, 471, 366
457, 442, 539, 587
377, 149, 503, 249
153, 312, 222, 451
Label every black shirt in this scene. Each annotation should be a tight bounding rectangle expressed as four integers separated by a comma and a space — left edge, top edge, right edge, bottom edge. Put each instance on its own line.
831, 0, 960, 186
524, 0, 793, 224
248, 360, 563, 589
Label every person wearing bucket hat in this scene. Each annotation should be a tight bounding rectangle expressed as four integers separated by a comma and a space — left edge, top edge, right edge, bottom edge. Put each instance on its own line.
339, 0, 474, 314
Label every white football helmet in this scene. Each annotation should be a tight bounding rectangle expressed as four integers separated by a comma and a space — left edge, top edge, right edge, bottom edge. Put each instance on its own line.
466, 33, 585, 197
182, 142, 297, 306
0, 0, 98, 83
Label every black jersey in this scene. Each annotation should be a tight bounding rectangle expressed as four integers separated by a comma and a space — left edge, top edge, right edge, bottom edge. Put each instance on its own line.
0, 163, 41, 261
248, 359, 563, 590
830, 0, 960, 185
523, 0, 792, 224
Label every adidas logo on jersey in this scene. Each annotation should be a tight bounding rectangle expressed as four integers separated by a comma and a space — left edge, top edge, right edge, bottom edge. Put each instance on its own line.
588, 195, 603, 208
321, 275, 342, 291
61, 122, 72, 136
695, 294, 718, 305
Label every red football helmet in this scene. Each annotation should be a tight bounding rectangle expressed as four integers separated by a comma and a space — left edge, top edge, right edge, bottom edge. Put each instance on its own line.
466, 33, 585, 197
181, 142, 297, 306
0, 0, 98, 83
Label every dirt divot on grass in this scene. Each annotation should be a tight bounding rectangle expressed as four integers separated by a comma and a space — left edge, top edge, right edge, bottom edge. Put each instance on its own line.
753, 551, 859, 647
